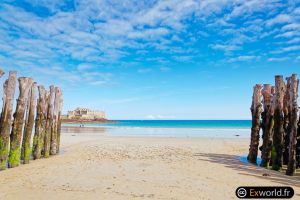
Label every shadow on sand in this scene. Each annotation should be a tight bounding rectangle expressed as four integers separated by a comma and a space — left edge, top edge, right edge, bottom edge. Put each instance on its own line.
194, 153, 300, 196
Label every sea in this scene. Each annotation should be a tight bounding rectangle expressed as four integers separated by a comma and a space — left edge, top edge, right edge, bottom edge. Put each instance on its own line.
63, 120, 254, 138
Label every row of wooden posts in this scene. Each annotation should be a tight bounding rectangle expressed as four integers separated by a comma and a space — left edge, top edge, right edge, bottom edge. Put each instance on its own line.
248, 73, 299, 176
0, 70, 63, 170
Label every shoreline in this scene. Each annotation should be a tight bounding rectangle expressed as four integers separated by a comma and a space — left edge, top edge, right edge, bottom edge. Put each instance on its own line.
61, 125, 251, 139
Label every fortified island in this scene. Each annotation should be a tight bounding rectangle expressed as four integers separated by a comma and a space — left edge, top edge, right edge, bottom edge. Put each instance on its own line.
62, 107, 107, 123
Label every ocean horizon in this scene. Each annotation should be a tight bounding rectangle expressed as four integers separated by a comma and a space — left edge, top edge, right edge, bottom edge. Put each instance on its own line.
62, 120, 253, 138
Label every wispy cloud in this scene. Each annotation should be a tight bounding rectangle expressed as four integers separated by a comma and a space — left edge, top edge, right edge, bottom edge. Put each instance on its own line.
145, 114, 175, 120
267, 57, 289, 62
228, 55, 260, 62
266, 14, 292, 27
0, 0, 299, 88
210, 44, 241, 52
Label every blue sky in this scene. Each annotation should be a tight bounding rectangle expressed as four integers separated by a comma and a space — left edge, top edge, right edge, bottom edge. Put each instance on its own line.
0, 0, 299, 119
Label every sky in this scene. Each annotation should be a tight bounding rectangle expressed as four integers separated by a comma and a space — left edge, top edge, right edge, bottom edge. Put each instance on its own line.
0, 0, 299, 120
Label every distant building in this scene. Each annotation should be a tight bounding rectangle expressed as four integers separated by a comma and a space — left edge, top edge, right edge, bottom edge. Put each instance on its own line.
66, 107, 106, 120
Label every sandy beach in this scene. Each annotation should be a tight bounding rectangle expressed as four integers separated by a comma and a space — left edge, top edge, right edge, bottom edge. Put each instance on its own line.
0, 128, 299, 200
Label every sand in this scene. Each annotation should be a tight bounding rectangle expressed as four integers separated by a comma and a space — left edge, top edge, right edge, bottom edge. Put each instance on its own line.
0, 129, 299, 200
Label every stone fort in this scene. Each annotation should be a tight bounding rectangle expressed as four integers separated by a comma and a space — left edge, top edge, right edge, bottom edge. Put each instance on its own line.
66, 107, 106, 120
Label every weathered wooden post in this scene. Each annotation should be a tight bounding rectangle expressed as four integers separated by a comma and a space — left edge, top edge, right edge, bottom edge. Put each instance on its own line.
32, 86, 47, 159
272, 75, 286, 171
56, 88, 62, 154
0, 71, 17, 170
260, 85, 275, 167
50, 87, 60, 155
9, 77, 33, 168
44, 86, 54, 157
283, 77, 291, 165
286, 74, 299, 175
248, 84, 262, 164
260, 85, 271, 149
297, 109, 300, 168
21, 82, 37, 164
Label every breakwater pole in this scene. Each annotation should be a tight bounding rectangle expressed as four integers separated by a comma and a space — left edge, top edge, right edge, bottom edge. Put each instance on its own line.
50, 87, 62, 155
260, 85, 275, 168
247, 84, 262, 164
32, 86, 47, 159
0, 69, 63, 170
297, 109, 300, 168
44, 86, 55, 158
9, 77, 33, 168
21, 82, 37, 164
0, 71, 17, 170
248, 74, 299, 176
286, 74, 298, 175
283, 77, 291, 165
56, 87, 63, 154
272, 76, 286, 171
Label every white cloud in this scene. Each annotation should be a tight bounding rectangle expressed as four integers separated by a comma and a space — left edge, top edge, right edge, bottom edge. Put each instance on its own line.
77, 63, 96, 71
281, 23, 300, 31
228, 55, 259, 62
275, 31, 300, 38
279, 45, 300, 53
145, 114, 175, 120
172, 55, 193, 62
210, 44, 241, 52
267, 57, 289, 62
286, 38, 300, 44
266, 14, 292, 27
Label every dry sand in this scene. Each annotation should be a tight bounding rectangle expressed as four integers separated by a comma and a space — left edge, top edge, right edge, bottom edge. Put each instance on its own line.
0, 128, 299, 200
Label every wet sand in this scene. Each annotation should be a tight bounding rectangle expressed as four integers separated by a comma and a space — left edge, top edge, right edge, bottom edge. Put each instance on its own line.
0, 128, 299, 199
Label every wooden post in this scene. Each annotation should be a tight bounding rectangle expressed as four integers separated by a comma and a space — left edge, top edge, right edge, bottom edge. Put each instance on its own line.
283, 77, 291, 165
50, 87, 60, 155
32, 86, 47, 159
272, 75, 286, 171
286, 74, 299, 175
248, 84, 262, 164
0, 71, 17, 170
297, 108, 300, 168
56, 88, 62, 154
9, 77, 33, 168
21, 82, 37, 164
260, 84, 275, 167
44, 86, 54, 158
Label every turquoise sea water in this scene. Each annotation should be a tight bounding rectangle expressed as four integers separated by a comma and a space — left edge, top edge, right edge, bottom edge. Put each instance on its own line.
63, 120, 253, 138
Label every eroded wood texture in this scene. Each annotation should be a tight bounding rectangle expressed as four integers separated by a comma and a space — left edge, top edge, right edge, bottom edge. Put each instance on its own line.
283, 77, 291, 165
32, 86, 47, 160
272, 75, 286, 171
0, 71, 17, 170
248, 84, 262, 164
286, 74, 299, 175
9, 77, 33, 168
50, 87, 61, 155
21, 82, 37, 164
56, 88, 62, 154
260, 85, 275, 168
44, 86, 55, 157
